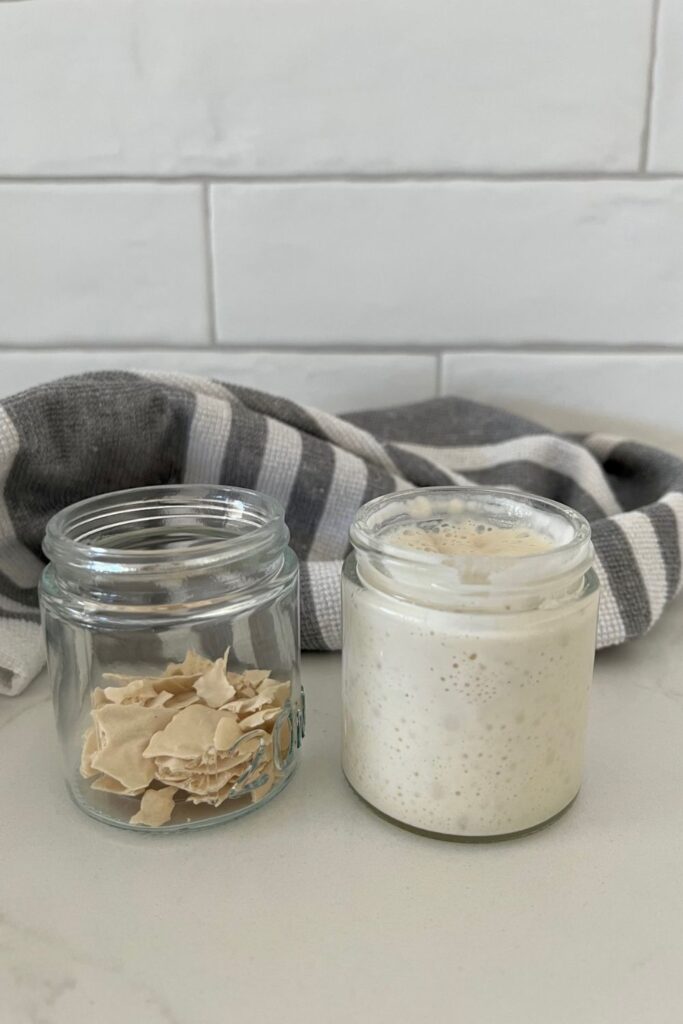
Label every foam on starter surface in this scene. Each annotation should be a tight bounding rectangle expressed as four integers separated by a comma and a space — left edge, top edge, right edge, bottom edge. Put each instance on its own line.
386, 519, 554, 558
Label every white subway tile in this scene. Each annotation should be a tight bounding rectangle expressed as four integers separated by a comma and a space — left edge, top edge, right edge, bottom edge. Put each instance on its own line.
0, 350, 437, 413
0, 186, 208, 345
212, 181, 683, 346
0, 0, 650, 175
648, 0, 683, 171
442, 351, 683, 455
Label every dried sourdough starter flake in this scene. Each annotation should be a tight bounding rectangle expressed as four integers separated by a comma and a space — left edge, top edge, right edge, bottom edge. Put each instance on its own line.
91, 687, 109, 708
130, 787, 178, 827
92, 775, 146, 796
80, 727, 99, 778
147, 690, 175, 708
213, 714, 244, 751
239, 708, 281, 732
257, 681, 290, 708
143, 704, 238, 760
91, 704, 176, 792
193, 659, 236, 708
103, 678, 157, 705
163, 691, 201, 711
167, 650, 214, 677
243, 669, 271, 687
150, 676, 200, 695
224, 692, 272, 715
80, 649, 293, 826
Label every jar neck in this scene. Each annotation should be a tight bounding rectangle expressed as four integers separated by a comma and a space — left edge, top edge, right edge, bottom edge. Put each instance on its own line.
350, 487, 595, 613
43, 485, 290, 600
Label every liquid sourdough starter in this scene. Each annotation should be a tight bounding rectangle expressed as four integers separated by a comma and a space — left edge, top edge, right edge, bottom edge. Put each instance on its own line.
342, 514, 599, 838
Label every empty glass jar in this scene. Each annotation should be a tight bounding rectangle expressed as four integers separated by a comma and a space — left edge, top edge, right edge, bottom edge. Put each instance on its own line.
40, 485, 304, 832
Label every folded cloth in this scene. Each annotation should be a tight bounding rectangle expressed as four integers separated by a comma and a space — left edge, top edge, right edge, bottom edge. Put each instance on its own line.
1, 371, 682, 696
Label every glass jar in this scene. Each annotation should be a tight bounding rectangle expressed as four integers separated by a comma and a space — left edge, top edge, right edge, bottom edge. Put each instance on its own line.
40, 485, 304, 832
342, 486, 600, 840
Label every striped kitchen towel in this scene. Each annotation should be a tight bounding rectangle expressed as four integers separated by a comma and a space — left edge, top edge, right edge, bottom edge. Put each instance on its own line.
1, 371, 682, 696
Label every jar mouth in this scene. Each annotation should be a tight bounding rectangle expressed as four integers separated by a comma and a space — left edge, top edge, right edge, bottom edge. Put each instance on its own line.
351, 486, 593, 595
43, 485, 289, 576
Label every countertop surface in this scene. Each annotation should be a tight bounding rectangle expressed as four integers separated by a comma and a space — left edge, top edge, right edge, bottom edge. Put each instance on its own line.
2, 599, 683, 1024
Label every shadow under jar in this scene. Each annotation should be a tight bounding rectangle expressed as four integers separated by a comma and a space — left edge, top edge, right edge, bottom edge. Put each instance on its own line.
40, 485, 304, 832
342, 487, 600, 841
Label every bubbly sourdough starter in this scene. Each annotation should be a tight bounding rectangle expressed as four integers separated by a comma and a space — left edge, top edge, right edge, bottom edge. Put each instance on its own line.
342, 519, 599, 837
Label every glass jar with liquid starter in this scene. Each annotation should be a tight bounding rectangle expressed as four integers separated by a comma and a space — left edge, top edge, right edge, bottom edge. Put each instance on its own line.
342, 487, 599, 840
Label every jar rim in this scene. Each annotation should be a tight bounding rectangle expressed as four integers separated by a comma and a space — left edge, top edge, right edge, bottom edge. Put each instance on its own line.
43, 484, 288, 576
350, 486, 593, 594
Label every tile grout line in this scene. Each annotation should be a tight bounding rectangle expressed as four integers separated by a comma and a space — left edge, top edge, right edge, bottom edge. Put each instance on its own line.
2, 343, 683, 356
640, 0, 662, 173
201, 183, 218, 345
2, 171, 683, 186
435, 352, 444, 397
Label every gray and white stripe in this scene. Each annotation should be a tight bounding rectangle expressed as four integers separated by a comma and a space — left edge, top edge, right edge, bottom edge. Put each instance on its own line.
1, 371, 682, 695
0, 408, 45, 590
183, 390, 233, 484
397, 435, 622, 517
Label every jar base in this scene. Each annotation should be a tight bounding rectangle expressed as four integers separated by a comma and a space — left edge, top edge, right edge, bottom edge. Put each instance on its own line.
66, 763, 298, 834
344, 774, 580, 843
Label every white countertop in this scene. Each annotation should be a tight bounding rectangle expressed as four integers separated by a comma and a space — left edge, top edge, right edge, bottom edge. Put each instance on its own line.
2, 599, 683, 1024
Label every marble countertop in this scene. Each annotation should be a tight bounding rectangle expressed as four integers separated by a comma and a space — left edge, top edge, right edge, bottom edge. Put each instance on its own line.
2, 599, 683, 1024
